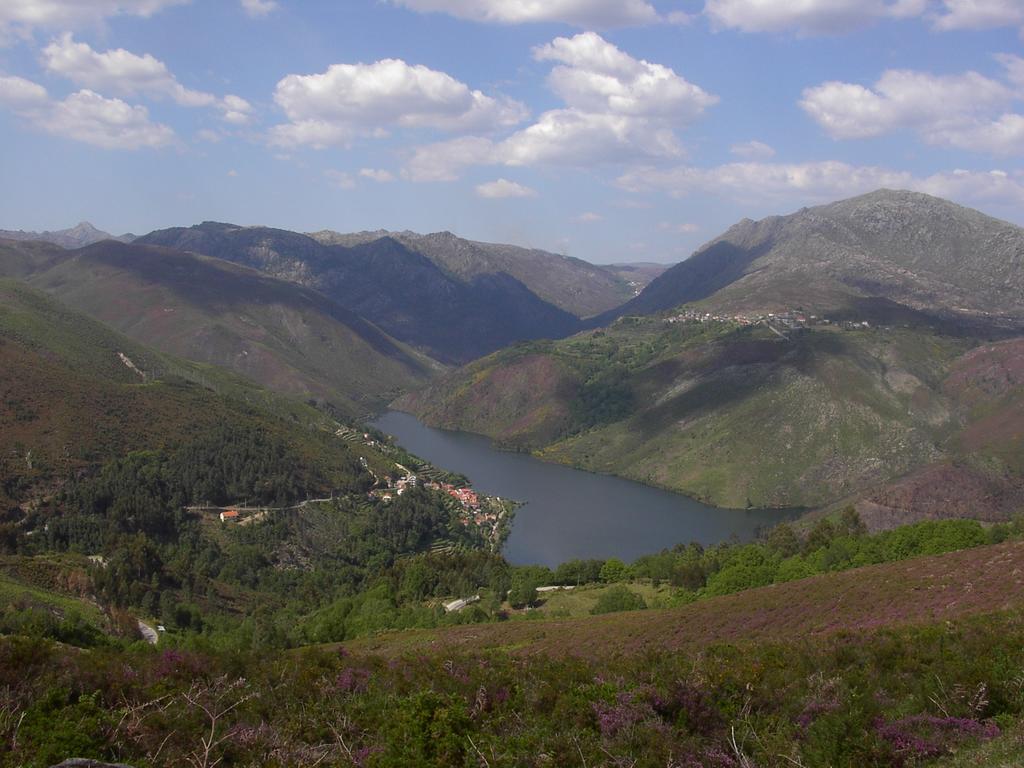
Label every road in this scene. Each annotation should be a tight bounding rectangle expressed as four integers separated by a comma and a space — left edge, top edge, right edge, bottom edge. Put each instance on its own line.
137, 620, 159, 645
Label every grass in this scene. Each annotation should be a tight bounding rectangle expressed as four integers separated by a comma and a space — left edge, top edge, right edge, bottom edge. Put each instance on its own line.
523, 581, 675, 619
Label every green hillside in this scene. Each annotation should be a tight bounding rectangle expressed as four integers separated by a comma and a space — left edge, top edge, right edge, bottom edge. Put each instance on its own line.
399, 313, 1024, 515
0, 238, 439, 416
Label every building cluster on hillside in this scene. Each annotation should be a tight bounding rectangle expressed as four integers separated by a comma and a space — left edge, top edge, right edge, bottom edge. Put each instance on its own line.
370, 471, 418, 503
665, 308, 872, 332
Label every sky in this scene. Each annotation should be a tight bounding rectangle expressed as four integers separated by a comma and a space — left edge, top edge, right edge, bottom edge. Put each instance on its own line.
0, 1, 1023, 265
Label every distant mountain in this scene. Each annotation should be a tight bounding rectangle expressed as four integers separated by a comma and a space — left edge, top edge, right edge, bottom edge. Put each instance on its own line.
0, 221, 135, 249
0, 238, 437, 415
602, 262, 672, 295
604, 189, 1024, 326
138, 223, 584, 364
310, 229, 638, 318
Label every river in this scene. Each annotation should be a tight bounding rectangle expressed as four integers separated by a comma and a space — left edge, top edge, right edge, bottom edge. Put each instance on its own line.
372, 410, 800, 567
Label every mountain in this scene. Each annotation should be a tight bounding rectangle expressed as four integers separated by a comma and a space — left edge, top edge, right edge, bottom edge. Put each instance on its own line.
602, 261, 673, 295
0, 238, 437, 415
603, 189, 1024, 327
0, 221, 134, 248
137, 223, 588, 363
399, 191, 1024, 517
309, 228, 639, 318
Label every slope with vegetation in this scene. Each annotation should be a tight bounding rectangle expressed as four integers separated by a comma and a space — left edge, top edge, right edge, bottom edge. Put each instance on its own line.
4, 517, 1024, 767
0, 238, 436, 415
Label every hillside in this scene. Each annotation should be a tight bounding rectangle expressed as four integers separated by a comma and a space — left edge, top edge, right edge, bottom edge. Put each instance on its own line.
138, 222, 585, 363
0, 278, 387, 511
8, 539, 1024, 767
604, 189, 1024, 327
351, 538, 1024, 658
0, 221, 133, 248
0, 238, 437, 415
399, 311, 1024, 515
310, 228, 639, 318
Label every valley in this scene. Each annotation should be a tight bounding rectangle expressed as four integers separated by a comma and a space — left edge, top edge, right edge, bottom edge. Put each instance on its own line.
3, 188, 1024, 768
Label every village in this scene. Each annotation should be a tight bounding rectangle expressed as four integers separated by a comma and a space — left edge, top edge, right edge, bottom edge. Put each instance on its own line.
192, 427, 514, 553
664, 307, 874, 334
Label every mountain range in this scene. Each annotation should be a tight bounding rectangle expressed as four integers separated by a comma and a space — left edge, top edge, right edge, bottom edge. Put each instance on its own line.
137, 223, 645, 363
0, 221, 135, 249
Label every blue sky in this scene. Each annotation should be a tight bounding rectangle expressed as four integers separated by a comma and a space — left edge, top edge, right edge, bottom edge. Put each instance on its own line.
0, 0, 1022, 264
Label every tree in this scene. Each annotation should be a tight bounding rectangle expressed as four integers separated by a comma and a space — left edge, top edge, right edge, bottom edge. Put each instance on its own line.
591, 585, 646, 615
599, 558, 629, 583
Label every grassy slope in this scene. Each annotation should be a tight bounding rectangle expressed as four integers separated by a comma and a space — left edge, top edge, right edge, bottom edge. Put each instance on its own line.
0, 279, 392, 509
0, 239, 438, 416
401, 316, 979, 508
349, 539, 1024, 658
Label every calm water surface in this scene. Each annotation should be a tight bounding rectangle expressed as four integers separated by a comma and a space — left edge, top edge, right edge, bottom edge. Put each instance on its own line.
372, 410, 800, 567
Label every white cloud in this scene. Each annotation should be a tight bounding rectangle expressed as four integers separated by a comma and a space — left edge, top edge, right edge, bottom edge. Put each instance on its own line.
404, 135, 496, 181
475, 178, 537, 198
42, 33, 214, 107
705, 0, 927, 34
617, 160, 1024, 208
196, 128, 222, 142
932, 0, 1024, 31
325, 170, 356, 189
219, 93, 253, 124
1, 0, 187, 38
41, 34, 254, 125
0, 76, 175, 149
269, 58, 526, 148
390, 0, 660, 27
404, 33, 716, 179
575, 211, 602, 222
0, 74, 48, 107
801, 64, 1024, 155
507, 33, 715, 166
241, 0, 278, 17
227, 169, 239, 176
730, 139, 775, 159
360, 168, 395, 182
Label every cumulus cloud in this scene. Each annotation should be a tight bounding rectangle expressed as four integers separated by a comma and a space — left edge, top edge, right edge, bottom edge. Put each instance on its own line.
241, 0, 278, 17
703, 0, 1024, 35
41, 35, 253, 125
575, 211, 602, 222
475, 178, 537, 198
730, 139, 775, 159
42, 33, 214, 107
360, 168, 395, 182
389, 0, 660, 27
404, 135, 496, 181
0, 76, 175, 149
219, 93, 253, 124
269, 58, 527, 148
704, 0, 926, 34
617, 160, 1024, 208
932, 0, 1024, 31
1, 0, 187, 38
801, 62, 1024, 155
404, 33, 716, 180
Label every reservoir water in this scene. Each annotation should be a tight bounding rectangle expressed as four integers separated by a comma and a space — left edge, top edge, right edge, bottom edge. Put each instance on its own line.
372, 410, 800, 567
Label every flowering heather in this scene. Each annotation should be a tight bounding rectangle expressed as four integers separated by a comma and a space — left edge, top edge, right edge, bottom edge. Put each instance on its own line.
876, 714, 1000, 764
